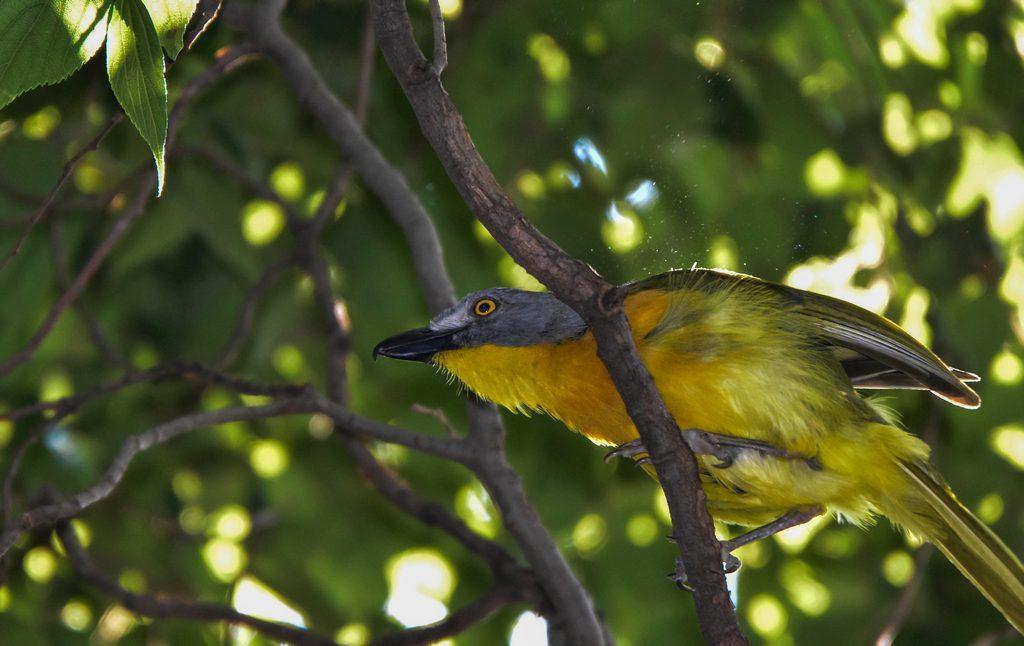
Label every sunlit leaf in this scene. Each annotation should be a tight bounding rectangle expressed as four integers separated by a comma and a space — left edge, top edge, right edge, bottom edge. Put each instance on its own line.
141, 0, 197, 59
0, 0, 110, 109
106, 0, 167, 192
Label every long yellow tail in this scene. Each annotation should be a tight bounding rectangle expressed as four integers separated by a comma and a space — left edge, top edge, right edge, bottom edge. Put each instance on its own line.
893, 459, 1024, 633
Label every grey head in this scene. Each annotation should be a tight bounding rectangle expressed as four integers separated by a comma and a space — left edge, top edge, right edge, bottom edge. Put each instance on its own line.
373, 288, 586, 362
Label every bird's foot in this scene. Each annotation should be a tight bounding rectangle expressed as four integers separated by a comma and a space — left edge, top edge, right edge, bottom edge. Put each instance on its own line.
604, 431, 821, 471
681, 429, 821, 470
604, 438, 650, 465
669, 548, 741, 590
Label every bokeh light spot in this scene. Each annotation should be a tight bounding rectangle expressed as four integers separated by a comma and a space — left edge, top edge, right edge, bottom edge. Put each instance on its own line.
385, 549, 455, 627
510, 611, 549, 646
60, 599, 92, 632
455, 482, 500, 539
22, 106, 61, 139
990, 348, 1024, 385
516, 170, 546, 199
336, 623, 370, 645
626, 513, 659, 547
232, 575, 306, 642
269, 161, 305, 201
242, 200, 285, 246
202, 538, 247, 582
804, 149, 846, 196
746, 594, 787, 639
172, 469, 202, 501
916, 109, 952, 144
250, 439, 289, 478
780, 560, 830, 616
527, 34, 571, 83
272, 344, 306, 379
883, 93, 918, 156
572, 513, 608, 557
437, 0, 461, 19
991, 424, 1024, 470
878, 34, 906, 68
210, 505, 252, 541
24, 546, 57, 583
976, 492, 1005, 525
602, 203, 643, 253
694, 37, 726, 70
882, 550, 915, 586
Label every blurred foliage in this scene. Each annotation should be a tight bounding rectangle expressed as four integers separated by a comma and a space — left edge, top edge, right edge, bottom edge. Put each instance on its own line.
2, 0, 1024, 644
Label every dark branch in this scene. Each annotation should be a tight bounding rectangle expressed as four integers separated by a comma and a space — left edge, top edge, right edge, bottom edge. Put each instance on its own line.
48, 219, 130, 368
371, 2, 746, 643
224, 3, 599, 639
427, 0, 447, 76
371, 584, 523, 645
0, 400, 317, 559
222, 0, 455, 313
55, 521, 336, 646
0, 47, 257, 382
875, 545, 935, 646
0, 114, 123, 275
218, 253, 298, 368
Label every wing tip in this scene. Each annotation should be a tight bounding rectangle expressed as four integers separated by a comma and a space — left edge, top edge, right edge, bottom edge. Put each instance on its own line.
937, 387, 982, 410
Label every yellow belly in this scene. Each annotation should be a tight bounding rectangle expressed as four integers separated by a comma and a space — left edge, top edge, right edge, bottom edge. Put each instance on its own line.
434, 289, 929, 527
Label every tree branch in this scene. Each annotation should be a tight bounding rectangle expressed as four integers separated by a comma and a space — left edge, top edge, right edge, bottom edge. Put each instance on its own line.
0, 114, 123, 275
371, 584, 522, 645
0, 46, 257, 382
222, 1, 454, 313
0, 400, 316, 559
427, 0, 447, 76
218, 253, 298, 368
371, 2, 746, 642
223, 4, 606, 640
54, 520, 337, 646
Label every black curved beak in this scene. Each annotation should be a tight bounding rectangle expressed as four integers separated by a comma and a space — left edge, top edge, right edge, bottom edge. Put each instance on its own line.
373, 327, 463, 363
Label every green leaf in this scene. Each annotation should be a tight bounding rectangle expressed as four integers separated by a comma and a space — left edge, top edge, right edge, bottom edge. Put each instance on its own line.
0, 0, 111, 109
141, 0, 197, 59
106, 0, 167, 193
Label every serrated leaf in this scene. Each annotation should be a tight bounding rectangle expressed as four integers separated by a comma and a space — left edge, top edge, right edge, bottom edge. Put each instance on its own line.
142, 0, 197, 59
106, 0, 167, 193
0, 0, 111, 109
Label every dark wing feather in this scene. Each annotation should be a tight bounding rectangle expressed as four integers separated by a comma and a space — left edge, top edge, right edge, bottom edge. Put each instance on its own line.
627, 268, 981, 409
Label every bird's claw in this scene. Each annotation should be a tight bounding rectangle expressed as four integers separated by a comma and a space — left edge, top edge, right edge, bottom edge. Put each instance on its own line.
669, 548, 742, 591
604, 438, 651, 465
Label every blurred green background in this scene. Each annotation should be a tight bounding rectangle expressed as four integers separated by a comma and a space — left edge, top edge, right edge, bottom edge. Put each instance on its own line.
2, 0, 1024, 643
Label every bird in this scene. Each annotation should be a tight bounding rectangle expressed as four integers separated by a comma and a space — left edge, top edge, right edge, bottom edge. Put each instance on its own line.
374, 266, 1024, 633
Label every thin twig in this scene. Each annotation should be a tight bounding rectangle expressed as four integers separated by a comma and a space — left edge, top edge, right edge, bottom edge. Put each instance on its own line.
427, 0, 447, 76
48, 219, 130, 368
0, 47, 257, 383
309, 8, 376, 234
371, 584, 523, 645
218, 253, 298, 368
0, 400, 317, 559
221, 1, 455, 313
0, 114, 123, 274
875, 545, 935, 646
412, 404, 458, 437
55, 521, 336, 646
176, 143, 303, 226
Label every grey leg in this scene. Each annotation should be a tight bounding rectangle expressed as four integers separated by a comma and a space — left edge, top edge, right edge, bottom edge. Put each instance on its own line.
605, 430, 821, 471
670, 505, 825, 589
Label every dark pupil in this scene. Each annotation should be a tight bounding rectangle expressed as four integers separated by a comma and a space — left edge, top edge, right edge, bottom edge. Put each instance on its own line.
479, 301, 491, 313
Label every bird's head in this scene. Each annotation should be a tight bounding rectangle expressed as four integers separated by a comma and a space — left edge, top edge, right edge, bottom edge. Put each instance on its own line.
373, 288, 586, 363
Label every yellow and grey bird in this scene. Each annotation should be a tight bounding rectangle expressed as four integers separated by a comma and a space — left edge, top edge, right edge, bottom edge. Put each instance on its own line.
374, 267, 1024, 632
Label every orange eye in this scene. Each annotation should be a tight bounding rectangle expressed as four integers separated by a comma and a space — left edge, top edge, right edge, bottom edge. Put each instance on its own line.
473, 298, 497, 317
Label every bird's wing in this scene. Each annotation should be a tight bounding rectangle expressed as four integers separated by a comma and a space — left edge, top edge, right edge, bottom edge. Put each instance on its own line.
626, 267, 981, 409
